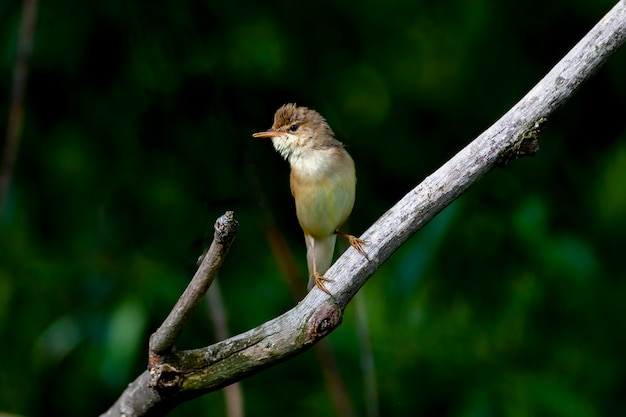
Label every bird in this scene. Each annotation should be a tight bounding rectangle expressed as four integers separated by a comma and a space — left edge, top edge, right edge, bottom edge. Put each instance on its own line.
253, 103, 367, 295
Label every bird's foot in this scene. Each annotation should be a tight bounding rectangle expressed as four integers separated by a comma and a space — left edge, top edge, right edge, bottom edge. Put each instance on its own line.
313, 272, 334, 297
335, 230, 370, 261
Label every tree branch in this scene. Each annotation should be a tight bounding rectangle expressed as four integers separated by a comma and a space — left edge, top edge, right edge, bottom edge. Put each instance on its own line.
149, 211, 239, 356
101, 1, 626, 415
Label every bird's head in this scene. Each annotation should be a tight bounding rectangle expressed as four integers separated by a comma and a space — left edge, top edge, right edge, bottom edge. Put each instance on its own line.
253, 103, 336, 161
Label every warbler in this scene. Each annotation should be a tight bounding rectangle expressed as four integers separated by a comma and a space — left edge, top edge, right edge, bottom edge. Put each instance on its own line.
253, 104, 366, 294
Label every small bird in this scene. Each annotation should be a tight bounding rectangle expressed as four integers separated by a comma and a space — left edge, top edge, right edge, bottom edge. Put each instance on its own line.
253, 103, 366, 295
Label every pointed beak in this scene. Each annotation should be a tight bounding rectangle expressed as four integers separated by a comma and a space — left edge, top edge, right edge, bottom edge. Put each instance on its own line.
252, 130, 282, 139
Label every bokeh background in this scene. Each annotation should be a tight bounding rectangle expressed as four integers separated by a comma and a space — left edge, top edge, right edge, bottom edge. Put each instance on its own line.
2, 0, 626, 415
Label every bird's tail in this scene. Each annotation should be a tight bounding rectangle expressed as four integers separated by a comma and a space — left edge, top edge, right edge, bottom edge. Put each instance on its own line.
306, 234, 337, 290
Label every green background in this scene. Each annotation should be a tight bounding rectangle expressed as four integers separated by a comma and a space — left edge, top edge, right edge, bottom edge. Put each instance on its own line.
2, 0, 626, 415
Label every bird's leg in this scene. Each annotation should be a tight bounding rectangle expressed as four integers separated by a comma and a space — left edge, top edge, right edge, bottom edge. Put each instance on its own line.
310, 239, 334, 296
313, 271, 333, 296
334, 230, 369, 261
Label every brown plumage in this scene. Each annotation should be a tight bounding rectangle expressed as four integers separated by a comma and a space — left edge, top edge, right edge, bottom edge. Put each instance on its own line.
253, 104, 366, 294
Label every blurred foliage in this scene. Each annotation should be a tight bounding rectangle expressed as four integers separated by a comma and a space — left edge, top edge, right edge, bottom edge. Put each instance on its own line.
1, 0, 626, 416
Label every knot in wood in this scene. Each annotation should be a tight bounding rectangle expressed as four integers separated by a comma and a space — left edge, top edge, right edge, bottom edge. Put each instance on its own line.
148, 363, 182, 393
498, 117, 547, 167
306, 303, 343, 344
318, 318, 331, 332
214, 211, 239, 243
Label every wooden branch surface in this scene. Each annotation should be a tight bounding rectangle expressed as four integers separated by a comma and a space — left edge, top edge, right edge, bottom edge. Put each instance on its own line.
101, 2, 626, 415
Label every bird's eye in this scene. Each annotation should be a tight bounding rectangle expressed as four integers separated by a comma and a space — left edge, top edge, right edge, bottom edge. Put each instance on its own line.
289, 124, 298, 132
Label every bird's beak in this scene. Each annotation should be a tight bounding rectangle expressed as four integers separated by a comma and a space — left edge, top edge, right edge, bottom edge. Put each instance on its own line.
252, 130, 281, 139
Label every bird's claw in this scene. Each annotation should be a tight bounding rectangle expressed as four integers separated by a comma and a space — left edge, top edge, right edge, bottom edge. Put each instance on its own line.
313, 273, 334, 296
335, 230, 370, 261
348, 235, 369, 259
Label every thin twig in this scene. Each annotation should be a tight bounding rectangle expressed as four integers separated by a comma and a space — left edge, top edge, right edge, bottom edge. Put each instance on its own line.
314, 341, 356, 417
355, 295, 379, 417
1, 0, 38, 215
207, 282, 245, 417
149, 211, 239, 356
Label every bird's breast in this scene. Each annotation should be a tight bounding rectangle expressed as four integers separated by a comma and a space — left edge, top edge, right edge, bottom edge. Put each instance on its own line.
289, 148, 356, 238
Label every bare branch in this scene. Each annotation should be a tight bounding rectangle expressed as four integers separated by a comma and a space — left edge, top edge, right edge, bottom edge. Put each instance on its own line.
149, 211, 239, 355
101, 2, 626, 415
